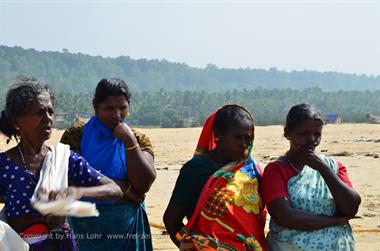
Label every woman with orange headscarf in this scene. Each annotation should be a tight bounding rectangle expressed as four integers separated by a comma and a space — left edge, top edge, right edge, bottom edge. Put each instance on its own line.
164, 105, 266, 251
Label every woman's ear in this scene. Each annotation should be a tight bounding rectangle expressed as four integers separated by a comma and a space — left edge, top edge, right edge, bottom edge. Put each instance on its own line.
11, 119, 20, 132
214, 132, 222, 143
284, 127, 290, 140
93, 104, 98, 115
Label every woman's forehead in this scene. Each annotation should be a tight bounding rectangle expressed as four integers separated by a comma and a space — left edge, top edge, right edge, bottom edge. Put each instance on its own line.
226, 119, 254, 133
27, 93, 52, 109
295, 119, 323, 130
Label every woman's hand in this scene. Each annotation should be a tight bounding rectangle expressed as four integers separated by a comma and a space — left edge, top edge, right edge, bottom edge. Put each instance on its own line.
113, 123, 135, 143
114, 125, 156, 194
298, 153, 326, 172
114, 180, 145, 204
118, 187, 145, 205
296, 153, 361, 216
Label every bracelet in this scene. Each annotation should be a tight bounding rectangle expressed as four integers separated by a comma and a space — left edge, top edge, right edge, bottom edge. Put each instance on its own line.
124, 181, 132, 195
126, 144, 139, 151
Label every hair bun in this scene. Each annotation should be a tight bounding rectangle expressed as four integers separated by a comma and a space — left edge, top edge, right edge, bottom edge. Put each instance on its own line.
0, 109, 15, 140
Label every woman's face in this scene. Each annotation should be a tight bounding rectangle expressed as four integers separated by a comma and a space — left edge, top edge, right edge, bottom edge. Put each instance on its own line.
286, 119, 322, 154
96, 95, 129, 129
217, 119, 254, 162
15, 93, 54, 143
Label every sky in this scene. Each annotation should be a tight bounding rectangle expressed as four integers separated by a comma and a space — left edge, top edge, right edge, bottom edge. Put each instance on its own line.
0, 0, 379, 76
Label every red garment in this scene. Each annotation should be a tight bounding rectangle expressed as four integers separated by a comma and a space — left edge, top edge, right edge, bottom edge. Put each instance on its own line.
177, 105, 266, 251
262, 160, 353, 205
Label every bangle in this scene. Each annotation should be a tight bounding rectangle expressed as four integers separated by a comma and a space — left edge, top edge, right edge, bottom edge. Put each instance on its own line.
126, 144, 139, 151
124, 181, 132, 195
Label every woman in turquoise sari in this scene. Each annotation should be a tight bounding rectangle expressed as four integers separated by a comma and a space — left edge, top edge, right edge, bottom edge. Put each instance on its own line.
262, 104, 361, 251
61, 78, 156, 251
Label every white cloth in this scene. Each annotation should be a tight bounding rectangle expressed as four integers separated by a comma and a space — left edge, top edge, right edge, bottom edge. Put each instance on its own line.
0, 221, 29, 251
31, 143, 99, 217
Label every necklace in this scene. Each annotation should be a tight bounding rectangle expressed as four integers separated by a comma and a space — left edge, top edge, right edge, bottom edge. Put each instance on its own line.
282, 153, 302, 173
17, 145, 37, 185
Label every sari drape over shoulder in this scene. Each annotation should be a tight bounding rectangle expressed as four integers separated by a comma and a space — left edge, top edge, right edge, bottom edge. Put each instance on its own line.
60, 116, 153, 251
267, 155, 355, 251
176, 105, 267, 251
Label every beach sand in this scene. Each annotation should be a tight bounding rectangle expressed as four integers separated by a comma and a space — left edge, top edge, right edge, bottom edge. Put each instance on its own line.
1, 124, 379, 250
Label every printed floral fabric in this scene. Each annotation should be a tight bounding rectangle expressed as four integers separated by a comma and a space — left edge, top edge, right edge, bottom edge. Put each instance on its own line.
269, 155, 355, 251
177, 159, 266, 251
176, 105, 266, 250
226, 170, 262, 214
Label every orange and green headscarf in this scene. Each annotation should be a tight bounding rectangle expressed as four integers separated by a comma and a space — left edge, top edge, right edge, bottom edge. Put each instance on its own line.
194, 104, 255, 160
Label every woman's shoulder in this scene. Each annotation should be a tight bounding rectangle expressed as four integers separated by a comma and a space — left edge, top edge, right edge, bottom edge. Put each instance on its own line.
264, 159, 287, 172
262, 158, 299, 181
60, 122, 85, 153
131, 128, 154, 155
0, 152, 16, 177
0, 152, 8, 167
181, 155, 214, 174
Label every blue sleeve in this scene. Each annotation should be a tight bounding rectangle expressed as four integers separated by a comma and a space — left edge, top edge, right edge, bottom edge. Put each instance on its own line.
68, 151, 105, 186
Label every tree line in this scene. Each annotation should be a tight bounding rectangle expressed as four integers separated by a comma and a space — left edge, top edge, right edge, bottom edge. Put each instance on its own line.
1, 45, 379, 95
52, 87, 379, 128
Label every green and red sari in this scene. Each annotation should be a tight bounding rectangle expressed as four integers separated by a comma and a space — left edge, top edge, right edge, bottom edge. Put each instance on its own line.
176, 105, 266, 251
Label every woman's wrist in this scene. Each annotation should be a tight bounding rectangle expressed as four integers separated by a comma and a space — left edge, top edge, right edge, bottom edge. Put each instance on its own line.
126, 144, 139, 151
121, 134, 138, 147
123, 181, 132, 196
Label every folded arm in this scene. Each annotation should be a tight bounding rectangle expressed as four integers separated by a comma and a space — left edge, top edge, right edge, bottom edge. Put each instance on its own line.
267, 198, 352, 231
304, 154, 361, 216
114, 124, 156, 194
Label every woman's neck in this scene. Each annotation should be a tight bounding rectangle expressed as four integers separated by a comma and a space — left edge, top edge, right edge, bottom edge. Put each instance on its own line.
18, 140, 46, 156
207, 149, 231, 168
285, 150, 304, 170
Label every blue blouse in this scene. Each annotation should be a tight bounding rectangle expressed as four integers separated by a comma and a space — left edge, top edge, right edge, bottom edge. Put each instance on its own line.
0, 151, 104, 219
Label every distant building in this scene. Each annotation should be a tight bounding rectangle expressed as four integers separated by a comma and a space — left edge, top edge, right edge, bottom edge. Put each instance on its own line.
55, 112, 73, 123
366, 113, 380, 124
323, 114, 342, 124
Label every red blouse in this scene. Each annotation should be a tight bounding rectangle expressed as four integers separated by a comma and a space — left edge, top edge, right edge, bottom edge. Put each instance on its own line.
262, 159, 353, 205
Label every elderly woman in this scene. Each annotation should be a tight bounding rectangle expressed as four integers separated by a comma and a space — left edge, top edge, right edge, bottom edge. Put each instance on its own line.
262, 103, 361, 251
164, 105, 266, 251
60, 78, 156, 251
0, 77, 124, 250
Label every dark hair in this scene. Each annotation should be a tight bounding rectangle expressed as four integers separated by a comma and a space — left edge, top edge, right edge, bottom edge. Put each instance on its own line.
93, 78, 131, 110
0, 76, 55, 142
285, 103, 323, 133
213, 105, 254, 136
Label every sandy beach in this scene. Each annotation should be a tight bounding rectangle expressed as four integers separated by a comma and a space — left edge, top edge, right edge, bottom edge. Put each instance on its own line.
1, 124, 379, 250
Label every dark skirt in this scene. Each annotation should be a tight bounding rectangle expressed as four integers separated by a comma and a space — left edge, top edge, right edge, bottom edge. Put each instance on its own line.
29, 227, 78, 251
69, 202, 153, 251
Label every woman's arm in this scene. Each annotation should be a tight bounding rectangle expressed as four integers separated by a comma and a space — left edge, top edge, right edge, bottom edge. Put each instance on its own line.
163, 157, 212, 247
267, 198, 352, 231
163, 204, 187, 247
71, 176, 124, 201
114, 180, 145, 204
113, 124, 156, 194
303, 154, 361, 217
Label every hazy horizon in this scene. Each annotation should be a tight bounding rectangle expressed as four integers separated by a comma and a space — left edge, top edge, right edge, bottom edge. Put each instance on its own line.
0, 0, 379, 76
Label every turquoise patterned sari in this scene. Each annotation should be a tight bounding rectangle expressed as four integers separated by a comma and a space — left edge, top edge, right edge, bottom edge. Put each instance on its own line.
267, 155, 355, 251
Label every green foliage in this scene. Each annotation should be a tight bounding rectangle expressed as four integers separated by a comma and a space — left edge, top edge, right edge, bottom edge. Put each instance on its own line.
51, 88, 380, 128
0, 45, 379, 93
1, 45, 378, 128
